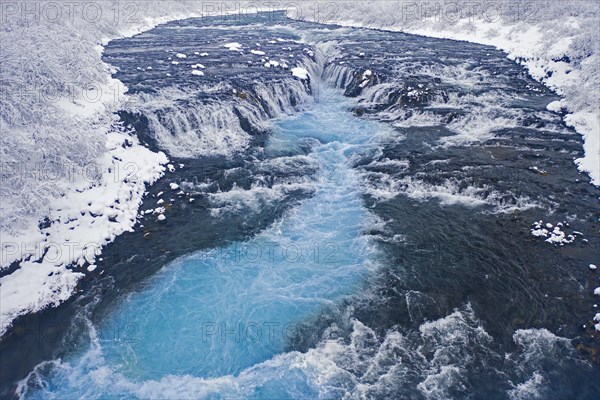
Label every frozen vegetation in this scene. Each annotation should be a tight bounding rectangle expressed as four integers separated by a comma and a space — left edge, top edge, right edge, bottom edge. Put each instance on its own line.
1, 1, 598, 334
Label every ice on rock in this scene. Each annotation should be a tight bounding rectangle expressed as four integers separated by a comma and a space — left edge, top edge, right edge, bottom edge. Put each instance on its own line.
251, 49, 266, 55
169, 183, 179, 190
590, 264, 598, 270
264, 60, 280, 68
358, 69, 373, 88
175, 53, 187, 59
302, 48, 314, 57
87, 265, 97, 272
529, 166, 549, 175
530, 220, 576, 244
157, 214, 166, 221
199, 52, 209, 57
171, 61, 179, 65
224, 42, 242, 51
191, 63, 205, 69
595, 287, 600, 296
291, 67, 309, 80
167, 164, 175, 172
157, 199, 164, 205
191, 70, 204, 76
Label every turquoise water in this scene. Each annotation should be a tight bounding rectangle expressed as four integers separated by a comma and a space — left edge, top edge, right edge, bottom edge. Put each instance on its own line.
11, 13, 600, 399
22, 88, 391, 399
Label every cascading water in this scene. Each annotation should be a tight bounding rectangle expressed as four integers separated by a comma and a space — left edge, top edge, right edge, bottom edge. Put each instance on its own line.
9, 12, 600, 400
19, 87, 394, 399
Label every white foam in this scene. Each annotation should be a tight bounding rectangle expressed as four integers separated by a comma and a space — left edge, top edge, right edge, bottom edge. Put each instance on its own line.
287, 5, 600, 186
507, 372, 545, 400
207, 182, 313, 217
124, 79, 313, 158
364, 175, 541, 213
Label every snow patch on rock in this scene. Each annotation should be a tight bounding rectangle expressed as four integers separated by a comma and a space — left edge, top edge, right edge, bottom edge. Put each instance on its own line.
291, 67, 309, 80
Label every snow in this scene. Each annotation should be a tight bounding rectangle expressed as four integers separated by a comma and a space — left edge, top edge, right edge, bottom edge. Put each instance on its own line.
1, 0, 597, 339
291, 67, 309, 80
224, 42, 243, 51
0, 131, 168, 335
170, 183, 180, 190
0, 1, 234, 336
287, 1, 600, 186
264, 60, 280, 68
530, 220, 577, 245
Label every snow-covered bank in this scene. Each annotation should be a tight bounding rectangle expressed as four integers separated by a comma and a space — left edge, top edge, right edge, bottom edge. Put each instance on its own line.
0, 1, 255, 337
1, 0, 598, 338
288, 0, 600, 185
0, 2, 319, 337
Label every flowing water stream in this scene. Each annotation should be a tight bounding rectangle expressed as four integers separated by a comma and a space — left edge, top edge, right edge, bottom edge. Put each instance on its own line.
20, 88, 394, 399
8, 11, 600, 400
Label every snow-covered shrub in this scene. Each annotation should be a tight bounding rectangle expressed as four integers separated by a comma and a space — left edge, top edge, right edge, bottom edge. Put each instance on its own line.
0, 1, 244, 236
